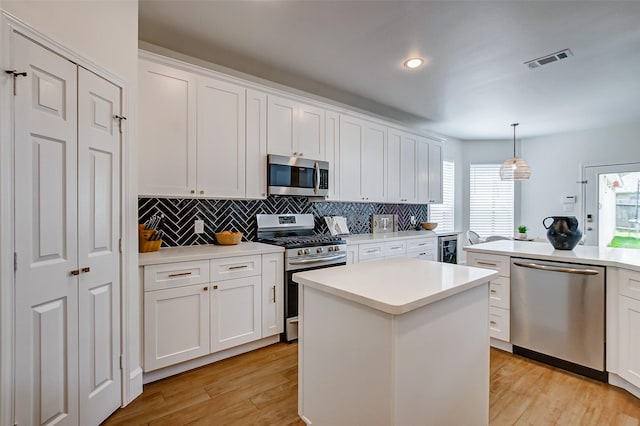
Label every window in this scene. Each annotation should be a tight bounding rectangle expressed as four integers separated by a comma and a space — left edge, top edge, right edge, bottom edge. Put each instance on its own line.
469, 164, 514, 238
429, 161, 455, 232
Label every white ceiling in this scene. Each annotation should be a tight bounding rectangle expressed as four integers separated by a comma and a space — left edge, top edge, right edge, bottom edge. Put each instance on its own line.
138, 1, 640, 140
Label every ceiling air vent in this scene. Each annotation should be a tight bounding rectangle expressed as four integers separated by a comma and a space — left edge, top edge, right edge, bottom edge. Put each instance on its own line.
524, 49, 573, 70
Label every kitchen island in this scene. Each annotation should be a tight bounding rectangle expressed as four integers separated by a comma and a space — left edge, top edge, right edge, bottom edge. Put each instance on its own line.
292, 258, 498, 425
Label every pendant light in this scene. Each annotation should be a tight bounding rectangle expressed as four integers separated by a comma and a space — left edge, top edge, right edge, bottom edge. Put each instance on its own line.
499, 123, 531, 180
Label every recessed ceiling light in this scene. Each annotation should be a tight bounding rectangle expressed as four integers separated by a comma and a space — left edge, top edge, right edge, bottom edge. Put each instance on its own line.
403, 57, 424, 69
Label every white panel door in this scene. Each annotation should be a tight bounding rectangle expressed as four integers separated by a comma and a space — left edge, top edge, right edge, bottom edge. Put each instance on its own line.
361, 121, 386, 202
387, 129, 402, 203
211, 276, 262, 352
267, 95, 297, 156
144, 284, 211, 371
298, 104, 325, 160
77, 67, 122, 425
13, 32, 79, 426
261, 253, 284, 337
401, 133, 418, 203
197, 76, 246, 198
138, 59, 197, 197
246, 89, 268, 199
339, 115, 363, 202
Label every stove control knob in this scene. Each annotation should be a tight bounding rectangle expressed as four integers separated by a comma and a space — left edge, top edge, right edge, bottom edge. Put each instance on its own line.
304, 248, 311, 255
334, 246, 340, 252
317, 247, 323, 253
328, 246, 334, 252
298, 249, 304, 256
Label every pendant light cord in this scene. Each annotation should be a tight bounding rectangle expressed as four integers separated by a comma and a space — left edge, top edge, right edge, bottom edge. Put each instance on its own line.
511, 123, 519, 157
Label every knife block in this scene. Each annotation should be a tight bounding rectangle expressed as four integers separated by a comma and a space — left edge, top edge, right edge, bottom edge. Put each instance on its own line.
139, 225, 162, 253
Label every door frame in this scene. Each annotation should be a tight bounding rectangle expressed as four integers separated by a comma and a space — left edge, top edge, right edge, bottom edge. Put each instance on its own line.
582, 162, 640, 246
0, 12, 139, 426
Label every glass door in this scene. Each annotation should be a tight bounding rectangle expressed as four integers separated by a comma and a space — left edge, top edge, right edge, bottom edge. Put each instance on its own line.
583, 163, 640, 248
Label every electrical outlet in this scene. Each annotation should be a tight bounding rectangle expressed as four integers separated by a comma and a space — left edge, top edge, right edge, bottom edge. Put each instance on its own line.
194, 220, 204, 234
410, 216, 417, 226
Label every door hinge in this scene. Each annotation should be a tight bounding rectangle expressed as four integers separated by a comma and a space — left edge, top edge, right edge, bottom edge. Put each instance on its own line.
5, 70, 28, 96
114, 115, 127, 134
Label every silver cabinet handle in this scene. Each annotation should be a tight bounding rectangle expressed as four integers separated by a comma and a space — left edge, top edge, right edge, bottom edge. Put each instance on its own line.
477, 261, 497, 267
168, 272, 192, 278
513, 262, 600, 275
289, 254, 346, 265
228, 265, 248, 270
366, 248, 382, 253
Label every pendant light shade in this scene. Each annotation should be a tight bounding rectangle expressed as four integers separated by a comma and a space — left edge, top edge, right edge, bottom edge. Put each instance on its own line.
499, 123, 531, 180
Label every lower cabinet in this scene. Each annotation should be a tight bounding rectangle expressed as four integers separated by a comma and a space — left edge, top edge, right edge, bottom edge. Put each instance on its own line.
144, 284, 210, 371
211, 276, 261, 352
143, 252, 283, 372
349, 236, 437, 264
619, 294, 640, 388
405, 237, 437, 261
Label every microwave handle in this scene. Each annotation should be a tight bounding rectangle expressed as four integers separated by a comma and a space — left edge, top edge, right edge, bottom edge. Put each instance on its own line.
314, 161, 320, 194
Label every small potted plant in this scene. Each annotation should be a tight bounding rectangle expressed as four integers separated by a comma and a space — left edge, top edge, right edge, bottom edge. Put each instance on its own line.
517, 225, 528, 240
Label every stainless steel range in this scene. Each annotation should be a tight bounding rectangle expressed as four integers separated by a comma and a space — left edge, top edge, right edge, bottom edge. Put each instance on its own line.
257, 214, 347, 341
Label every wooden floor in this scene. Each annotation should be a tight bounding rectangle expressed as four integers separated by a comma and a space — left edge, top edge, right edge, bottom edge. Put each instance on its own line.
103, 343, 640, 425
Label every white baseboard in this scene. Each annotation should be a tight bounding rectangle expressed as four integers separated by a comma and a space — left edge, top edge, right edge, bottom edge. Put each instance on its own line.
143, 335, 281, 384
609, 373, 640, 400
490, 338, 513, 352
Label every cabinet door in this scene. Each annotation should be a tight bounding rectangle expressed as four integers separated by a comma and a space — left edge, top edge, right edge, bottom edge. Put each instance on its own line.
417, 138, 430, 203
361, 121, 386, 202
346, 245, 359, 264
298, 104, 325, 160
428, 142, 443, 203
262, 253, 284, 337
211, 276, 262, 352
387, 129, 402, 203
619, 296, 640, 388
400, 133, 418, 203
267, 95, 297, 156
197, 76, 246, 198
339, 115, 363, 202
246, 89, 268, 199
144, 284, 210, 371
138, 58, 197, 197
325, 110, 340, 200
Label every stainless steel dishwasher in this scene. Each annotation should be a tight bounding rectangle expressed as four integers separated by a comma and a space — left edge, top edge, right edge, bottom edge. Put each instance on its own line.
511, 257, 607, 381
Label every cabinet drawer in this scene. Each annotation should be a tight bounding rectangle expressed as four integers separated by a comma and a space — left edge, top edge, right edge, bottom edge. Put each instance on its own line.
406, 237, 436, 252
467, 252, 510, 277
619, 268, 640, 301
358, 243, 385, 262
144, 260, 210, 291
489, 306, 510, 341
489, 276, 510, 310
211, 255, 262, 281
384, 240, 406, 258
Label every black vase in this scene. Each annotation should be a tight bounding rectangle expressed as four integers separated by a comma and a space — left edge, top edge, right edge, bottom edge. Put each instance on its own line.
543, 216, 583, 250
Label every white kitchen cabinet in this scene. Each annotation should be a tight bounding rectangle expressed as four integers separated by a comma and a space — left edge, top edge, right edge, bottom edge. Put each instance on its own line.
262, 253, 284, 337
338, 115, 364, 202
417, 137, 443, 204
358, 242, 386, 263
245, 89, 268, 199
387, 128, 418, 203
138, 58, 197, 197
467, 252, 511, 343
325, 110, 340, 200
210, 275, 262, 352
619, 268, 640, 388
144, 284, 210, 371
346, 245, 359, 264
384, 240, 407, 258
406, 237, 437, 261
267, 94, 325, 160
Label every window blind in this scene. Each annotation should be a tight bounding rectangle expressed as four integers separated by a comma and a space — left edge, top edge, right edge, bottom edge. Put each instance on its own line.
469, 164, 514, 238
429, 161, 455, 232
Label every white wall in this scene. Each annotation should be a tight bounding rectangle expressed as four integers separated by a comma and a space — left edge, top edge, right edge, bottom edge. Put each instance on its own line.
1, 0, 141, 410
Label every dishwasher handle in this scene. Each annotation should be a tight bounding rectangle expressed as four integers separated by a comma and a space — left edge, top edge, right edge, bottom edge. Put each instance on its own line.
513, 261, 600, 276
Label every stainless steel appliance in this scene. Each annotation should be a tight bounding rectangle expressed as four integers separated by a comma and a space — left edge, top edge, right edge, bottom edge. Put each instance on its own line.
267, 154, 329, 197
511, 257, 607, 381
438, 234, 457, 264
257, 214, 346, 341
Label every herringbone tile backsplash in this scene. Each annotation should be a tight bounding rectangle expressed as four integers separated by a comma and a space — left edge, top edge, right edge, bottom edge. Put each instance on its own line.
139, 197, 429, 247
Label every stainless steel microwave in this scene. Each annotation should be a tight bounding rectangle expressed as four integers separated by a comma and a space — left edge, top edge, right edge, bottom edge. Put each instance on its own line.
267, 154, 329, 197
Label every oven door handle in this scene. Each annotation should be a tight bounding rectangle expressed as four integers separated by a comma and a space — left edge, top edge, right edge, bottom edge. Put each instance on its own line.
289, 253, 346, 265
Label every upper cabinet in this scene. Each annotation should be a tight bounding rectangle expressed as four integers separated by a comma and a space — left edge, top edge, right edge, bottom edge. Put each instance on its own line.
387, 129, 418, 204
138, 55, 267, 200
139, 59, 197, 197
267, 94, 325, 160
417, 137, 443, 204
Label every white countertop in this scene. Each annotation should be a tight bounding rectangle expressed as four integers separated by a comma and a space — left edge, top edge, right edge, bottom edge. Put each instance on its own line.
343, 230, 459, 244
139, 242, 284, 266
464, 240, 640, 272
292, 257, 497, 315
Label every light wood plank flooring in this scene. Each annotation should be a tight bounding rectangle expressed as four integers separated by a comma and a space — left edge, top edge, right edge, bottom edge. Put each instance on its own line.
103, 344, 640, 425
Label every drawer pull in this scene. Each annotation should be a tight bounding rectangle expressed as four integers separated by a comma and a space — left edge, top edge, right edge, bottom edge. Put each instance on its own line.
477, 261, 497, 267
167, 272, 193, 278
203, 286, 208, 291
490, 320, 497, 325
213, 285, 218, 290
366, 249, 381, 253
490, 289, 497, 294
228, 265, 248, 270
416, 243, 427, 247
